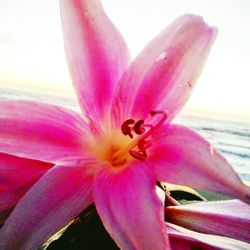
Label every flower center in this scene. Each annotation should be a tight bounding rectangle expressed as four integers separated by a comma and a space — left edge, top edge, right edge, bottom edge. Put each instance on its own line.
90, 110, 167, 168
111, 110, 168, 166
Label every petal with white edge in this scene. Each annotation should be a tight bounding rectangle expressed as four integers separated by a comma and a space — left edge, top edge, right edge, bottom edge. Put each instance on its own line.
0, 100, 90, 163
0, 160, 95, 250
60, 0, 130, 127
166, 200, 250, 243
166, 223, 250, 250
93, 162, 168, 250
111, 14, 216, 127
149, 124, 250, 203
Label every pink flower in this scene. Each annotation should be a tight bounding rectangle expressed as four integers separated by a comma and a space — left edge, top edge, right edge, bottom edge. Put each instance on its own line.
164, 196, 250, 249
0, 0, 249, 249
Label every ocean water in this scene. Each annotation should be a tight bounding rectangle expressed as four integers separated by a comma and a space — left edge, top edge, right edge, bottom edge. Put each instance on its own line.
1, 86, 250, 183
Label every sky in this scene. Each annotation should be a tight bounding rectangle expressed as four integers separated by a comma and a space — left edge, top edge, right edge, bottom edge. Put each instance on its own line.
0, 0, 250, 117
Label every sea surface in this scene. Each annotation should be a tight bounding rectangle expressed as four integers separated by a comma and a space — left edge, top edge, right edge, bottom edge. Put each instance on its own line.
1, 86, 250, 184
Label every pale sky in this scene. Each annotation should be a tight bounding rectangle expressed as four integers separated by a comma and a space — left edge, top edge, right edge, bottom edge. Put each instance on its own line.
0, 0, 250, 116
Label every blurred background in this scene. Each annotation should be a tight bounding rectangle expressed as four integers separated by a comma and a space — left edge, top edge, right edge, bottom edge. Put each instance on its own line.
0, 0, 249, 183
0, 0, 250, 117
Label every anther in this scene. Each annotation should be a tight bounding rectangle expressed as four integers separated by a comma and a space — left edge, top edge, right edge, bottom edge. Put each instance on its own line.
121, 119, 135, 138
128, 138, 148, 161
129, 150, 147, 161
134, 120, 145, 135
119, 110, 168, 162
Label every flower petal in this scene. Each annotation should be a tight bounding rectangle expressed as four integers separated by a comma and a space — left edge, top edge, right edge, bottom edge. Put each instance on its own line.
60, 0, 130, 126
93, 162, 168, 250
149, 125, 250, 203
0, 160, 95, 250
166, 200, 250, 243
0, 100, 90, 163
166, 223, 250, 250
111, 14, 216, 127
0, 152, 52, 225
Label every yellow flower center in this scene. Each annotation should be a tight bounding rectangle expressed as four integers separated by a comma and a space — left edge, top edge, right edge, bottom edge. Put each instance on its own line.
88, 110, 168, 168
90, 131, 133, 167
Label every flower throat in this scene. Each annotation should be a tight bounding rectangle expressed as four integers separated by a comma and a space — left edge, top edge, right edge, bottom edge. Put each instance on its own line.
110, 110, 168, 167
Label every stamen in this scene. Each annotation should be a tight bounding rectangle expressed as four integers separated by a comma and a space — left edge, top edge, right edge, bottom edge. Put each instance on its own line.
121, 119, 135, 138
137, 138, 147, 151
136, 110, 168, 142
149, 110, 168, 129
129, 150, 147, 161
117, 110, 168, 162
133, 120, 145, 135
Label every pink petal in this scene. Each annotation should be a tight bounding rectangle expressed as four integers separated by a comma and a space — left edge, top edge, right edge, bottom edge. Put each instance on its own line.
0, 100, 91, 163
60, 0, 130, 127
149, 125, 250, 203
0, 152, 52, 224
111, 14, 216, 127
166, 223, 250, 250
93, 162, 168, 250
166, 200, 250, 243
0, 161, 95, 249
